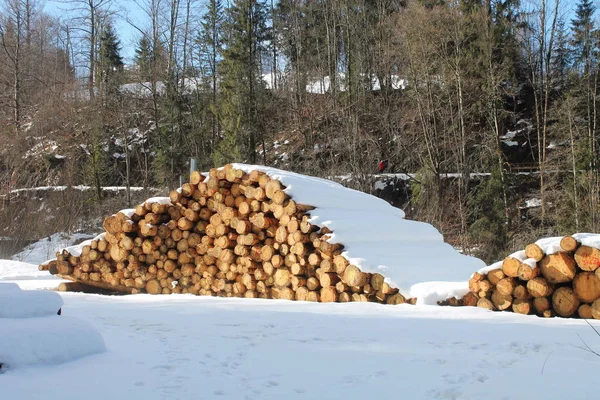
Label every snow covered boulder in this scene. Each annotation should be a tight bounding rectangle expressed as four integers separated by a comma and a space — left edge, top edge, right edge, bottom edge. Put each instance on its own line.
40, 164, 484, 305
0, 282, 63, 318
0, 283, 105, 371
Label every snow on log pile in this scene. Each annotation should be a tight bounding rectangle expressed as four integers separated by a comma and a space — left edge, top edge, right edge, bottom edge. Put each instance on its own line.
39, 164, 483, 304
444, 234, 600, 318
0, 282, 105, 372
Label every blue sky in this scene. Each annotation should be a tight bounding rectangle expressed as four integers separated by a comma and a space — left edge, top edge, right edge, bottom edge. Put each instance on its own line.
45, 0, 149, 63
43, 0, 583, 65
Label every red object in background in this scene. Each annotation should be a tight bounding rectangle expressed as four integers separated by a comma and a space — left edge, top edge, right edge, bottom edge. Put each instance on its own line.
378, 161, 386, 173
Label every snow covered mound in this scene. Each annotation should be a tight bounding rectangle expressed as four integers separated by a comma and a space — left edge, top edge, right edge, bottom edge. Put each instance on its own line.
0, 283, 105, 371
0, 282, 63, 318
12, 232, 95, 265
231, 164, 485, 301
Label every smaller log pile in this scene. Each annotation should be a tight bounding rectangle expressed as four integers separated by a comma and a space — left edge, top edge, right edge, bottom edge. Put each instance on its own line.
442, 236, 600, 318
40, 164, 408, 305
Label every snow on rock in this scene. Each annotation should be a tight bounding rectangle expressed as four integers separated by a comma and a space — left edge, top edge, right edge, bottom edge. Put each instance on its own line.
230, 164, 485, 303
12, 233, 95, 265
0, 283, 105, 370
0, 282, 63, 318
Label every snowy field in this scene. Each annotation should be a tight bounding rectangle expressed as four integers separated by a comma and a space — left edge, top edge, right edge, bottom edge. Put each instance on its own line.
2, 260, 600, 400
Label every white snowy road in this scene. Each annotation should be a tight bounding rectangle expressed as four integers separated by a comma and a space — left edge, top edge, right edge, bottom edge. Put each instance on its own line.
3, 287, 600, 400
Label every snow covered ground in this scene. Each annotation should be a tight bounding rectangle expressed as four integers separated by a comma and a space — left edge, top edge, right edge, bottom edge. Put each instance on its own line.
2, 260, 600, 399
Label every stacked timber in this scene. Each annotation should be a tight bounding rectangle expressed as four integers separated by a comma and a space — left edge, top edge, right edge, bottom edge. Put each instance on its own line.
443, 235, 600, 318
40, 164, 407, 305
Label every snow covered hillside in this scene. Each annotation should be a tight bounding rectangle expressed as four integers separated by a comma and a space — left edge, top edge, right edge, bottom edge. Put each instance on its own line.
2, 260, 600, 399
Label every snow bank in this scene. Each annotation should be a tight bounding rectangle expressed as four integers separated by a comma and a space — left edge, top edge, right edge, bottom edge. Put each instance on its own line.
0, 283, 63, 318
0, 283, 105, 370
1, 315, 105, 369
12, 233, 95, 265
230, 164, 485, 303
0, 259, 56, 280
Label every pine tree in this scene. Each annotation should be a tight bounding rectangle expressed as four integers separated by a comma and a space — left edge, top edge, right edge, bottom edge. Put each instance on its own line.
134, 36, 152, 81
198, 0, 223, 151
97, 22, 123, 99
218, 0, 270, 164
571, 0, 596, 73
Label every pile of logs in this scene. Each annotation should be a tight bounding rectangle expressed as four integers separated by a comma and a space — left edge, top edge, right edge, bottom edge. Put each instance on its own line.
40, 165, 407, 305
443, 236, 600, 318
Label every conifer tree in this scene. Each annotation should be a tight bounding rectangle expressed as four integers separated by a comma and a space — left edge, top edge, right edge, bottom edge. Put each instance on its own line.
198, 0, 223, 151
217, 0, 270, 164
97, 22, 123, 99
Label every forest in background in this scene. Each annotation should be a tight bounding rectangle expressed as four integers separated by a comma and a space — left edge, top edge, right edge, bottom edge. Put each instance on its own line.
1, 0, 599, 263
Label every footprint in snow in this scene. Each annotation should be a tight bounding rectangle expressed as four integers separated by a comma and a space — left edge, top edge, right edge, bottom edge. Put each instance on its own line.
214, 390, 225, 396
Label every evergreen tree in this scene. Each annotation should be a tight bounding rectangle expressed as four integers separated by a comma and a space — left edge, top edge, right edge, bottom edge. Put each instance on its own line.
97, 22, 124, 99
134, 36, 153, 81
198, 0, 223, 151
571, 0, 596, 73
217, 0, 270, 164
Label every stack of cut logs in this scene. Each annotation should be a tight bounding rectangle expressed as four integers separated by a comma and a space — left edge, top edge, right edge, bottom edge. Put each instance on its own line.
444, 236, 600, 318
40, 165, 407, 305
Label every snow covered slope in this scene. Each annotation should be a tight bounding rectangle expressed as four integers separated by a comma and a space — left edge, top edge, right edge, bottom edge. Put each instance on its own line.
12, 233, 95, 265
231, 164, 485, 302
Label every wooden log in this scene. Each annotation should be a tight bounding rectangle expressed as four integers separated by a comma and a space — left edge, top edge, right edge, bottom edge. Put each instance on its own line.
513, 284, 531, 300
574, 245, 600, 272
295, 286, 309, 301
306, 277, 320, 291
572, 272, 600, 303
486, 268, 505, 286
540, 252, 576, 283
525, 243, 544, 262
592, 299, 600, 319
370, 273, 385, 291
533, 297, 551, 315
342, 265, 367, 287
386, 293, 406, 305
274, 268, 291, 288
319, 272, 340, 288
477, 297, 494, 310
320, 287, 338, 303
496, 278, 516, 296
512, 299, 532, 315
57, 282, 116, 294
517, 265, 540, 281
560, 236, 580, 252
491, 290, 512, 310
502, 257, 521, 278
527, 277, 553, 298
578, 304, 593, 319
190, 170, 204, 185
462, 292, 479, 307
333, 255, 349, 275
339, 292, 352, 303
552, 287, 579, 317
